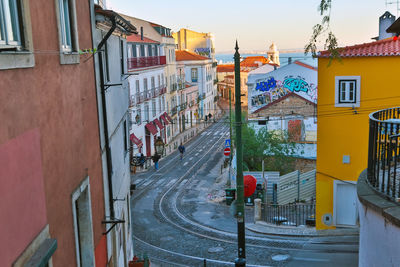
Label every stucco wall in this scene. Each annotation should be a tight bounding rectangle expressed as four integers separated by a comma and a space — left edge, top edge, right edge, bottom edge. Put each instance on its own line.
358, 199, 400, 267
0, 0, 105, 265
317, 56, 400, 229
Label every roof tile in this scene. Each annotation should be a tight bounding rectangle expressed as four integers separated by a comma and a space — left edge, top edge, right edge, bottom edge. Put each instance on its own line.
319, 37, 400, 58
175, 50, 210, 61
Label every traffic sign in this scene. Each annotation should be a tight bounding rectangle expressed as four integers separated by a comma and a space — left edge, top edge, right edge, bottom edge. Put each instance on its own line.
224, 147, 231, 157
225, 139, 231, 147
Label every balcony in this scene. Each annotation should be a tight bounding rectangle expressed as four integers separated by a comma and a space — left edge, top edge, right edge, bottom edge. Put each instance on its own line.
171, 106, 177, 116
135, 92, 145, 105
180, 102, 187, 111
367, 107, 400, 200
127, 56, 166, 70
129, 95, 136, 107
170, 83, 177, 92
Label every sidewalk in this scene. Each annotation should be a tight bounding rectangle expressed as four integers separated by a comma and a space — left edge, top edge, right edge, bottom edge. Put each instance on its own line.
246, 221, 359, 237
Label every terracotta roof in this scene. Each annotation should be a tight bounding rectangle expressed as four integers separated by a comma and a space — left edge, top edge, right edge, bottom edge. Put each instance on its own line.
254, 92, 316, 114
225, 75, 234, 78
217, 64, 234, 72
240, 56, 269, 67
319, 37, 400, 58
294, 61, 318, 71
175, 50, 210, 61
126, 34, 159, 44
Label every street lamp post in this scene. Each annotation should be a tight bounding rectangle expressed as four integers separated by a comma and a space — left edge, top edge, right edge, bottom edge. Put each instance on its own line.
154, 137, 165, 155
234, 41, 246, 267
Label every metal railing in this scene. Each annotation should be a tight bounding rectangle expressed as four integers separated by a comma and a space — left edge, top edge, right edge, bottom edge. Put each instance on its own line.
135, 92, 145, 105
127, 56, 166, 70
262, 203, 315, 226
368, 107, 400, 200
171, 106, 177, 116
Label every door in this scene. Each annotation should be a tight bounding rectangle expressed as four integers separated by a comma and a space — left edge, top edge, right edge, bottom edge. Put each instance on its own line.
335, 182, 357, 226
145, 129, 151, 157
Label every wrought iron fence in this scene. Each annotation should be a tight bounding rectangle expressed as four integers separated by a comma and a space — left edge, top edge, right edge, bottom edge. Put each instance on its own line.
368, 107, 400, 201
262, 203, 315, 226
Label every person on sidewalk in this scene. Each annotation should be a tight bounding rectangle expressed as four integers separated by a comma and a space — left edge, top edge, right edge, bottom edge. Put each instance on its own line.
178, 143, 185, 160
152, 153, 161, 170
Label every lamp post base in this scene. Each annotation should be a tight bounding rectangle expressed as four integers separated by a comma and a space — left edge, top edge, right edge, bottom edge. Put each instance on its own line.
235, 258, 246, 267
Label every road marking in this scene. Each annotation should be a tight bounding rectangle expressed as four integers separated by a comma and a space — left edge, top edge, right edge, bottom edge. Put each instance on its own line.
292, 257, 330, 262
183, 162, 188, 166
195, 153, 199, 156
214, 131, 220, 136
153, 179, 165, 187
201, 131, 207, 135
207, 131, 212, 135
165, 178, 177, 188
189, 157, 193, 161
142, 180, 152, 187
135, 178, 143, 184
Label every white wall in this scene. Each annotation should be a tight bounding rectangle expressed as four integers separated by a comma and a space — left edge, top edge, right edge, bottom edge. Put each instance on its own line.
358, 200, 400, 267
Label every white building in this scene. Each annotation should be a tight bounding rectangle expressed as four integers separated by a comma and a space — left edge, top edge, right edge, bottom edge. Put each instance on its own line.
92, 6, 136, 266
126, 33, 168, 159
176, 50, 215, 120
247, 61, 318, 160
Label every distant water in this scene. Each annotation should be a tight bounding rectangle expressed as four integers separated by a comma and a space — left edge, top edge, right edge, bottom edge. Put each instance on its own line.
216, 52, 317, 68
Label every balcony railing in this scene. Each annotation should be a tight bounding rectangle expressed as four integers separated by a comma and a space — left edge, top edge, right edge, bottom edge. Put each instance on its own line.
262, 203, 315, 226
368, 107, 400, 200
135, 92, 145, 105
170, 83, 177, 92
171, 106, 177, 116
180, 102, 187, 111
129, 95, 136, 107
127, 56, 166, 70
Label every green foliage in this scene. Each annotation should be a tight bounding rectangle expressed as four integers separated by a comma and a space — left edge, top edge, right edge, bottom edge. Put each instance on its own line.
231, 112, 296, 175
78, 48, 97, 55
305, 0, 340, 62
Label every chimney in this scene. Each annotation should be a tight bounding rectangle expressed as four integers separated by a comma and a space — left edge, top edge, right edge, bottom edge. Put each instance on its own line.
379, 11, 396, 40
140, 27, 144, 40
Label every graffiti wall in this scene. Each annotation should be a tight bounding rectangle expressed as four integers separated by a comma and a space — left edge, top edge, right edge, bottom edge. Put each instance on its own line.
248, 62, 318, 113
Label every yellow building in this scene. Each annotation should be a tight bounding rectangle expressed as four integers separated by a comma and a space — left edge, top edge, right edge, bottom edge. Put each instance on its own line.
316, 37, 400, 229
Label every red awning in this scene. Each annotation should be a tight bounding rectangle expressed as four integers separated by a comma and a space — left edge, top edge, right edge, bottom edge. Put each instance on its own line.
164, 112, 172, 122
153, 118, 164, 130
145, 122, 158, 135
130, 133, 143, 147
160, 114, 169, 125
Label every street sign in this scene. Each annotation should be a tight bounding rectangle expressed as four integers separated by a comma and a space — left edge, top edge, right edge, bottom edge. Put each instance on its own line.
224, 147, 231, 157
225, 139, 231, 147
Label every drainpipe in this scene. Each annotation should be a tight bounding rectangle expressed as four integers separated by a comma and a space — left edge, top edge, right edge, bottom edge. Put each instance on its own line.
97, 15, 117, 219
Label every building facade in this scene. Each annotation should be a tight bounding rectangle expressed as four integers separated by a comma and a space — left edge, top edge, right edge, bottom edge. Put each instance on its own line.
92, 4, 137, 266
0, 0, 108, 266
126, 33, 167, 159
316, 35, 400, 230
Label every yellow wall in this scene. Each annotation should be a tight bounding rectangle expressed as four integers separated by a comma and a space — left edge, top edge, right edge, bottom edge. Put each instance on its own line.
173, 29, 210, 52
317, 56, 400, 229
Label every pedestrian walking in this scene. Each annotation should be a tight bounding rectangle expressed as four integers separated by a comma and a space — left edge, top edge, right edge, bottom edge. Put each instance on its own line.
152, 153, 161, 170
178, 143, 185, 160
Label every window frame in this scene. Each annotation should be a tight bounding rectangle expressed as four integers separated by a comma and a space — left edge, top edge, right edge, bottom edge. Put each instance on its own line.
334, 76, 361, 107
191, 68, 198, 82
55, 0, 79, 64
0, 0, 35, 70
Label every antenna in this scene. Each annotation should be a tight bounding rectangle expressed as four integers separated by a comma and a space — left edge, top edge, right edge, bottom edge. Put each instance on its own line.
386, 0, 400, 17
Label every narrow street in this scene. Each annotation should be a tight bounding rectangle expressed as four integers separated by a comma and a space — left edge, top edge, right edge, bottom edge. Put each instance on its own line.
130, 119, 359, 267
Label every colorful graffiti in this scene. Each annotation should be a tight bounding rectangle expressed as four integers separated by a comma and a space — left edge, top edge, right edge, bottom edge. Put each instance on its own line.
194, 48, 211, 58
283, 78, 310, 93
251, 76, 317, 111
255, 77, 277, 92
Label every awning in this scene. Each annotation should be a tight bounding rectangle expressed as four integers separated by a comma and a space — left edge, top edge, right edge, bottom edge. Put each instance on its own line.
160, 114, 169, 125
130, 133, 143, 147
145, 122, 158, 135
163, 112, 172, 122
153, 118, 164, 130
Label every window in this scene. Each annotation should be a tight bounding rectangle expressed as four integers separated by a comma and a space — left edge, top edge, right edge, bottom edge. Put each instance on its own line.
151, 76, 155, 89
157, 75, 160, 87
0, 0, 34, 70
131, 44, 137, 57
144, 104, 149, 121
123, 120, 128, 153
135, 80, 140, 94
143, 78, 148, 91
120, 39, 124, 75
335, 76, 361, 107
148, 44, 152, 57
152, 100, 156, 117
72, 177, 95, 267
191, 68, 198, 82
0, 0, 21, 47
137, 108, 141, 124
56, 0, 79, 64
140, 44, 145, 57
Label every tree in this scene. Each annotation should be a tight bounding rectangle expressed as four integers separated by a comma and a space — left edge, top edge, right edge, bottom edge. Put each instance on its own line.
305, 0, 339, 59
231, 113, 297, 175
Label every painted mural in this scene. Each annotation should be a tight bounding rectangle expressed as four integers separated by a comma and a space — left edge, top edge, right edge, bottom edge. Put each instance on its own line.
194, 48, 211, 58
249, 66, 318, 113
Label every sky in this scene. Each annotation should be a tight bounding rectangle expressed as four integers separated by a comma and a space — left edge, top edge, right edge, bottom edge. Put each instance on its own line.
107, 0, 398, 53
